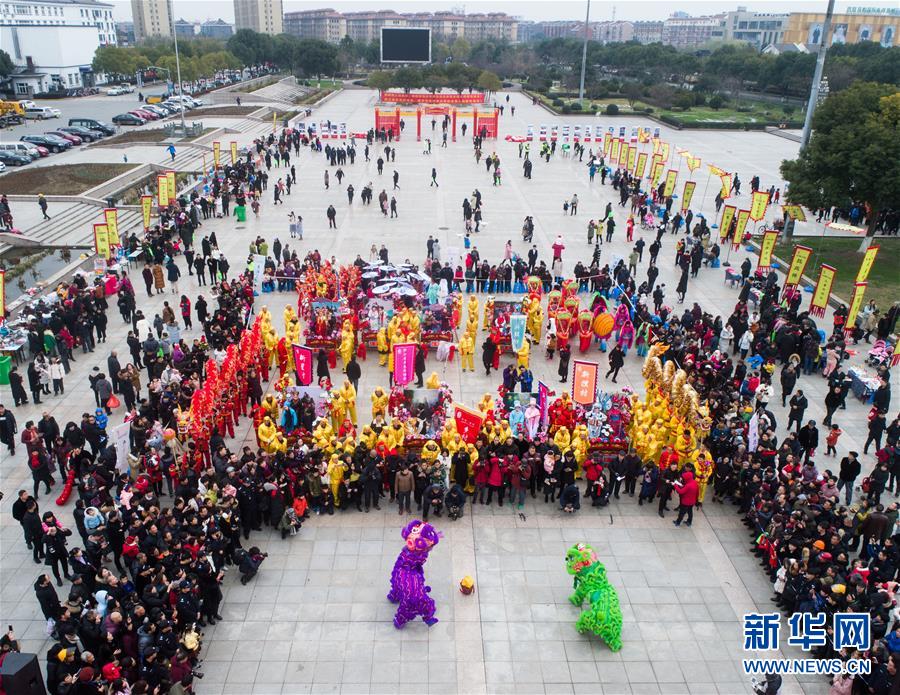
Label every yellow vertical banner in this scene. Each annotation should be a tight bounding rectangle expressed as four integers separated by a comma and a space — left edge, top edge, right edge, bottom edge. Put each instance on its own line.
141, 195, 152, 230
620, 142, 630, 167
652, 138, 661, 155
212, 141, 221, 168
719, 174, 732, 199
856, 245, 879, 283
634, 152, 648, 179
845, 282, 867, 334
782, 205, 807, 222
662, 170, 678, 198
758, 230, 779, 271
809, 264, 836, 318
230, 141, 238, 164
686, 155, 702, 172
659, 142, 670, 162
626, 144, 637, 173
650, 158, 664, 186
681, 181, 696, 213
104, 208, 120, 246
719, 205, 737, 240
708, 164, 727, 177
603, 132, 611, 157
733, 209, 751, 247
157, 175, 169, 208
610, 138, 621, 163
785, 245, 812, 288
749, 191, 770, 221
166, 170, 176, 199
93, 223, 110, 258
273, 111, 277, 133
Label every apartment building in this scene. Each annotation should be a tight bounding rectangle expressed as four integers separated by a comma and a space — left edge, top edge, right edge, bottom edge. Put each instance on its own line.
632, 21, 664, 44
283, 8, 346, 42
661, 14, 726, 49
131, 0, 173, 41
723, 8, 789, 49
234, 0, 282, 36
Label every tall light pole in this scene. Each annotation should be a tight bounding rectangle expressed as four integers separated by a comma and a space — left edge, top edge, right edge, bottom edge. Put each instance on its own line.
800, 0, 835, 150
578, 0, 592, 102
172, 4, 187, 132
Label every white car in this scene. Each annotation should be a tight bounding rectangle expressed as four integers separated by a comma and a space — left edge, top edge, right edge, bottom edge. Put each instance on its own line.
42, 106, 62, 117
106, 87, 124, 96
118, 84, 135, 94
0, 161, 7, 173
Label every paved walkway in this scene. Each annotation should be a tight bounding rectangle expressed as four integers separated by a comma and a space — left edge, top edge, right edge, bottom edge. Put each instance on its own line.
1, 88, 878, 695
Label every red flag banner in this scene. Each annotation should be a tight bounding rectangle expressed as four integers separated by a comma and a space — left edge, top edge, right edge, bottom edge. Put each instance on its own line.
749, 191, 770, 222
757, 230, 779, 272
292, 344, 313, 386
454, 404, 485, 445
572, 360, 599, 406
0, 269, 5, 321
393, 343, 417, 386
809, 264, 836, 318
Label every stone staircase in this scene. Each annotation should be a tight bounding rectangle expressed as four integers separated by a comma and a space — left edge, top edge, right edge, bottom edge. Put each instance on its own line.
0, 203, 144, 255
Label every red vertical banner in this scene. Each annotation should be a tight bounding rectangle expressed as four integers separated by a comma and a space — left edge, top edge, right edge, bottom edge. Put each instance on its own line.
393, 343, 417, 386
571, 360, 599, 406
292, 344, 313, 386
538, 380, 550, 430
416, 108, 422, 142
0, 269, 5, 321
454, 404, 485, 445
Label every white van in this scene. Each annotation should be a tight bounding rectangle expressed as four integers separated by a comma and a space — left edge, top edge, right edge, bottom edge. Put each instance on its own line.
24, 106, 59, 120
0, 142, 40, 159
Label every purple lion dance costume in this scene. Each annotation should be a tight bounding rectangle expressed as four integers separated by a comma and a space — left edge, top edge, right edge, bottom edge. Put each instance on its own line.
387, 520, 441, 629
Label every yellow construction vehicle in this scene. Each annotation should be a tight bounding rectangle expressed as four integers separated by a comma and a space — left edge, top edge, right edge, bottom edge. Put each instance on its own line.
0, 101, 26, 116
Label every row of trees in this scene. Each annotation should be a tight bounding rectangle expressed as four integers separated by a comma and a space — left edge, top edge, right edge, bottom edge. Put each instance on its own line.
225, 30, 340, 77
92, 42, 242, 83
366, 63, 501, 94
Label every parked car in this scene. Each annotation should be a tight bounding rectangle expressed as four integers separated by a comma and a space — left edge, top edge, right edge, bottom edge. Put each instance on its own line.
142, 105, 170, 118
68, 118, 115, 136
46, 130, 82, 145
112, 113, 145, 126
105, 86, 125, 96
118, 84, 135, 94
0, 161, 6, 173
130, 109, 158, 120
154, 103, 179, 115
0, 150, 31, 166
0, 142, 41, 159
24, 106, 60, 120
59, 125, 103, 142
0, 114, 24, 127
21, 134, 70, 152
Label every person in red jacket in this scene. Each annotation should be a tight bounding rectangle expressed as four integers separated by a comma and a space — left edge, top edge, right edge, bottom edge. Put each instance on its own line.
673, 470, 699, 527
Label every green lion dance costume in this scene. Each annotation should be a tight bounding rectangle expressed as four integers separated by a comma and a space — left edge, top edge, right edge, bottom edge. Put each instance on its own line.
565, 542, 623, 651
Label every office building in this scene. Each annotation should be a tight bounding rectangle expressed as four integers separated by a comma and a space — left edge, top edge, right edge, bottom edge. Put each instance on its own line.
782, 9, 898, 47
661, 14, 726, 49
723, 8, 788, 49
284, 8, 346, 42
131, 0, 174, 41
234, 0, 283, 36
593, 21, 634, 43
0, 0, 115, 95
200, 19, 234, 40
116, 20, 134, 45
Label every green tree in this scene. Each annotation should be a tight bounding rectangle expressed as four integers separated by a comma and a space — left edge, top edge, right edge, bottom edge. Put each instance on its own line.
227, 29, 273, 66
293, 39, 339, 78
0, 49, 14, 79
366, 70, 393, 91
780, 83, 900, 248
623, 81, 642, 108
476, 70, 501, 94
450, 37, 471, 62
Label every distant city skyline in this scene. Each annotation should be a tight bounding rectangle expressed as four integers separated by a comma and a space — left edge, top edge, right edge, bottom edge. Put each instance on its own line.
108, 0, 872, 25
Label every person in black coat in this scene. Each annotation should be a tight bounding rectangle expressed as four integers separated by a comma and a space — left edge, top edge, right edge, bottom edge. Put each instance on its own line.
346, 356, 361, 393
414, 345, 426, 387
0, 404, 16, 454
606, 345, 625, 383
9, 367, 28, 406
787, 391, 808, 433
316, 349, 330, 383
798, 420, 819, 461
22, 501, 43, 562
34, 574, 61, 621
481, 336, 497, 376
558, 345, 571, 383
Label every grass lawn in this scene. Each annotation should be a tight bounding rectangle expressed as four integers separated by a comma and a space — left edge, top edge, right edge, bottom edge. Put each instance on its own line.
294, 89, 335, 105
190, 106, 259, 117
300, 79, 342, 88
774, 237, 899, 310
1, 163, 136, 195
97, 129, 172, 146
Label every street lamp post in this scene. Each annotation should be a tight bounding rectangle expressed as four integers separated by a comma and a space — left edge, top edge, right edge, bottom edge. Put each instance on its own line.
800, 0, 835, 150
578, 0, 592, 103
172, 10, 187, 132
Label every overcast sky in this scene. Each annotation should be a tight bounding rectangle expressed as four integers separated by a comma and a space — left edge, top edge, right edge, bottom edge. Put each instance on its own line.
107, 0, 864, 24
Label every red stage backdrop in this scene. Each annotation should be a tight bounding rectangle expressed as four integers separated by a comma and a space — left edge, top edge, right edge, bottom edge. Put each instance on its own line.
380, 91, 487, 104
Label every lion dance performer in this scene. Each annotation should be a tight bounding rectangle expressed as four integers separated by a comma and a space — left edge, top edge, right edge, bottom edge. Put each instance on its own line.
565, 542, 623, 651
388, 520, 441, 629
